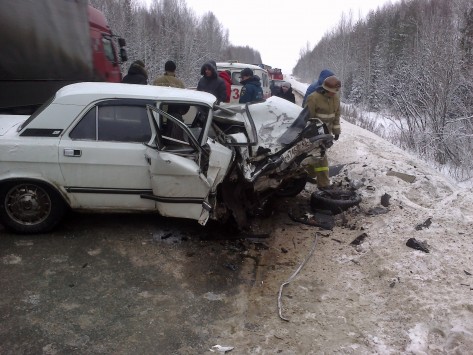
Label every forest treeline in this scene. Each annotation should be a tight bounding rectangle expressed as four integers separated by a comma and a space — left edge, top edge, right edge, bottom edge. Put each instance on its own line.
89, 0, 262, 87
90, 0, 472, 180
295, 0, 473, 180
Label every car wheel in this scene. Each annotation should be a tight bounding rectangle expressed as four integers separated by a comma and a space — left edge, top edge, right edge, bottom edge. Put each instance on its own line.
275, 177, 307, 197
310, 189, 361, 214
0, 181, 67, 234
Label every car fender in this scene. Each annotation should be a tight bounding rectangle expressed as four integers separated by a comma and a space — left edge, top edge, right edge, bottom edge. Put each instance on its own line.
0, 173, 71, 206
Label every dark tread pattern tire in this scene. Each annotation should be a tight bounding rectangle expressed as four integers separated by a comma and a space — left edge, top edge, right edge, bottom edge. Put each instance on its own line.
310, 189, 361, 214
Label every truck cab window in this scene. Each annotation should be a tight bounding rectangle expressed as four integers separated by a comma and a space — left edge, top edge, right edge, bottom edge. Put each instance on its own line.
102, 36, 116, 63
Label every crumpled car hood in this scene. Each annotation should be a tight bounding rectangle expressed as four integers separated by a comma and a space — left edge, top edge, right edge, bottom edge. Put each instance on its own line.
247, 96, 304, 153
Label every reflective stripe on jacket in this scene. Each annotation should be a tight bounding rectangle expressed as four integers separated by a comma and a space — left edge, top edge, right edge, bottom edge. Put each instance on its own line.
304, 91, 341, 135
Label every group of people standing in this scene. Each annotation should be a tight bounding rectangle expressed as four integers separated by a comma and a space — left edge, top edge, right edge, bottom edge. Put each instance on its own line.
121, 59, 264, 104
122, 59, 342, 190
194, 61, 265, 104
121, 59, 184, 88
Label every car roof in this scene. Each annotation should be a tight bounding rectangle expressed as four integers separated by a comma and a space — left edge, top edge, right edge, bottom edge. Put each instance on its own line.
54, 82, 217, 106
216, 62, 266, 71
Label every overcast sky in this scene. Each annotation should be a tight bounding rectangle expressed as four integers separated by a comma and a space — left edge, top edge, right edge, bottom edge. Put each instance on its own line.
140, 0, 398, 73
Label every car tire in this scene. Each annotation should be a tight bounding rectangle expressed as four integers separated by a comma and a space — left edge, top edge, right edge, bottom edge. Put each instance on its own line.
275, 177, 307, 197
310, 189, 361, 214
0, 181, 67, 234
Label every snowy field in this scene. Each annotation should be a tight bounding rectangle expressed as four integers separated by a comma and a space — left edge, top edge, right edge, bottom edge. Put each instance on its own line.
253, 75, 473, 353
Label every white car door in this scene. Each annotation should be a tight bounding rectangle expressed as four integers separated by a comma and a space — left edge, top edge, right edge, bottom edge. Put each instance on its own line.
58, 101, 156, 209
144, 105, 233, 225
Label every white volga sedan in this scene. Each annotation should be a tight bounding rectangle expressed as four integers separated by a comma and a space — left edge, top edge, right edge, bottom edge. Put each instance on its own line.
0, 83, 333, 234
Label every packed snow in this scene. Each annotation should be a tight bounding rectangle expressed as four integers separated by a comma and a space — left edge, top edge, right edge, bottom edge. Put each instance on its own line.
266, 75, 473, 353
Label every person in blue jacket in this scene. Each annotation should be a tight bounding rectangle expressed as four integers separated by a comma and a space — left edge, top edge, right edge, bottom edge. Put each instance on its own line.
239, 68, 263, 104
302, 69, 334, 106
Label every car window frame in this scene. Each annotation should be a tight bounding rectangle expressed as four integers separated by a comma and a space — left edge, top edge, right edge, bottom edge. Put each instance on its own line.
69, 99, 156, 144
146, 104, 208, 157
19, 95, 55, 131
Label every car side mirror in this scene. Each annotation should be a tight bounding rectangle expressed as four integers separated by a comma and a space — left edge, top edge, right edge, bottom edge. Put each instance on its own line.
120, 48, 128, 62
118, 37, 126, 47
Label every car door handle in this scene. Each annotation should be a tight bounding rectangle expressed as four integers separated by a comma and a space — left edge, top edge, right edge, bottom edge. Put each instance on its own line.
63, 148, 82, 157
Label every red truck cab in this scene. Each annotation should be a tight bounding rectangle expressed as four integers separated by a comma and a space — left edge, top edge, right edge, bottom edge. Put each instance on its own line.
0, 0, 127, 114
268, 68, 284, 80
88, 6, 125, 83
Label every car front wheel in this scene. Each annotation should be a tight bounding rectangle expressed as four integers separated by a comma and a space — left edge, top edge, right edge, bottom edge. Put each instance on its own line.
0, 181, 67, 234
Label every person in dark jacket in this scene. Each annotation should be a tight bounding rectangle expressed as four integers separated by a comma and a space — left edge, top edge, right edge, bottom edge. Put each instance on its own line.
218, 70, 232, 102
302, 69, 334, 106
196, 61, 227, 103
122, 60, 148, 84
239, 68, 263, 104
275, 82, 295, 103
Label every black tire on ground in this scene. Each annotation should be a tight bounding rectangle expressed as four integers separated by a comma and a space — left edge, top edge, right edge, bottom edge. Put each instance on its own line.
0, 181, 67, 234
310, 189, 361, 214
275, 177, 307, 197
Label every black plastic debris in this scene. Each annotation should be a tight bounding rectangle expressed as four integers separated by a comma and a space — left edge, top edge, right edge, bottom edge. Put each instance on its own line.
288, 208, 335, 230
464, 270, 472, 276
406, 238, 430, 253
224, 263, 237, 271
350, 233, 368, 246
415, 218, 432, 230
366, 206, 389, 215
161, 232, 173, 240
152, 232, 184, 244
381, 193, 391, 207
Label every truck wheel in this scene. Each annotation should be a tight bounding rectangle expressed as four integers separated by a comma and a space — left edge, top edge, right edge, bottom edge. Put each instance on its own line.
0, 181, 67, 234
310, 189, 361, 214
275, 177, 307, 197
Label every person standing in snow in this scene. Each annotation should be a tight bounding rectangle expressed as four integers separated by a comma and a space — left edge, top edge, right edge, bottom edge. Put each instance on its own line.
196, 61, 227, 104
302, 69, 334, 106
121, 60, 148, 85
275, 82, 296, 103
238, 68, 263, 104
304, 73, 342, 189
153, 60, 185, 88
218, 70, 232, 102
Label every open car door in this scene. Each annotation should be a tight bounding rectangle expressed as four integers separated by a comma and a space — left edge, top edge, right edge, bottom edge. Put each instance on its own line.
143, 105, 233, 225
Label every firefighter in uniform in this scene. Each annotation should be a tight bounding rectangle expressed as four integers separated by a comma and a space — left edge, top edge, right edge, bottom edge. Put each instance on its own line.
304, 74, 342, 189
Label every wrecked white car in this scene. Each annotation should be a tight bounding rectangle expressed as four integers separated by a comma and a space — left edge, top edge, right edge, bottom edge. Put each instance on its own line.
0, 83, 333, 234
